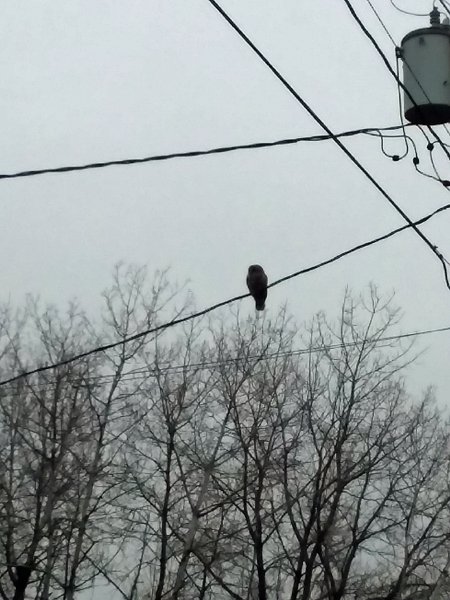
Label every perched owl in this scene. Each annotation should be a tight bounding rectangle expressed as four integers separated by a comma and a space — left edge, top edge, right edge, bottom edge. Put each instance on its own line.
246, 265, 268, 311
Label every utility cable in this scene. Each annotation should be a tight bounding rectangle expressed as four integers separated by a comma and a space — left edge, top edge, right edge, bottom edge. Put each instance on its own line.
205, 0, 450, 290
0, 125, 411, 182
0, 203, 448, 387
359, 38, 442, 179
6, 324, 450, 391
438, 0, 450, 17
343, 0, 450, 161
390, 0, 431, 17
364, 0, 450, 177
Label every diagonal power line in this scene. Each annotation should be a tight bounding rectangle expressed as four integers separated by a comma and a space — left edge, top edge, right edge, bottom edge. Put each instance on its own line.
0, 203, 448, 387
343, 0, 450, 159
0, 124, 410, 181
205, 0, 450, 291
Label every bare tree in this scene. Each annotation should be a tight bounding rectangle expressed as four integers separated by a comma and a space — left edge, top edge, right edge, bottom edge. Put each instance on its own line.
154, 288, 450, 600
0, 265, 187, 600
1, 275, 449, 600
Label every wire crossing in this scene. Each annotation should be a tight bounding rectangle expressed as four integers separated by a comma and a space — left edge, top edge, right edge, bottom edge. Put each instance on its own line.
205, 0, 450, 291
0, 203, 448, 387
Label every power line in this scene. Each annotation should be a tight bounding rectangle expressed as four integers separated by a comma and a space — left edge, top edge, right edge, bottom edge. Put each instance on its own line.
343, 0, 450, 161
366, 129, 448, 186
0, 203, 448, 388
342, 0, 450, 274
355, 0, 450, 250
354, 7, 449, 185
390, 0, 431, 17
11, 325, 450, 391
0, 124, 410, 182
438, 0, 450, 17
368, 0, 397, 44
364, 0, 450, 159
365, 0, 412, 161
205, 0, 450, 291
102, 324, 450, 374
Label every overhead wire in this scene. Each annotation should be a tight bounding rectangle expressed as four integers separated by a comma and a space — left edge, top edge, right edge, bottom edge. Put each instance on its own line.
367, 130, 447, 184
389, 0, 450, 191
11, 325, 450, 387
1, 3, 449, 386
362, 44, 440, 176
389, 0, 432, 18
0, 124, 412, 182
0, 203, 449, 388
373, 0, 402, 42
364, 126, 448, 183
92, 323, 450, 373
366, 0, 450, 148
366, 129, 411, 161
438, 0, 450, 17
342, 0, 450, 279
365, 51, 413, 164
205, 0, 450, 291
344, 0, 450, 161
367, 126, 450, 184
364, 0, 450, 182
0, 11, 445, 189
414, 136, 450, 182
394, 49, 412, 160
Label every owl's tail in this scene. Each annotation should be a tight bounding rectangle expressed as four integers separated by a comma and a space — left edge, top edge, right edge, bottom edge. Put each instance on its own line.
255, 300, 265, 311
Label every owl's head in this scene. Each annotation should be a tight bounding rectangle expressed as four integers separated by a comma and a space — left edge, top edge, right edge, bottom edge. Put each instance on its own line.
248, 264, 264, 274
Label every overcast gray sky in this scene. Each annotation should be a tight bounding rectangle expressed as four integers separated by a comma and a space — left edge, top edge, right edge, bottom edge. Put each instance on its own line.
2, 0, 449, 398
1, 0, 450, 565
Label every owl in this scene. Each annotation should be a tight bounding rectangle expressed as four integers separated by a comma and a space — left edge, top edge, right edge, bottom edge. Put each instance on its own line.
246, 265, 268, 311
